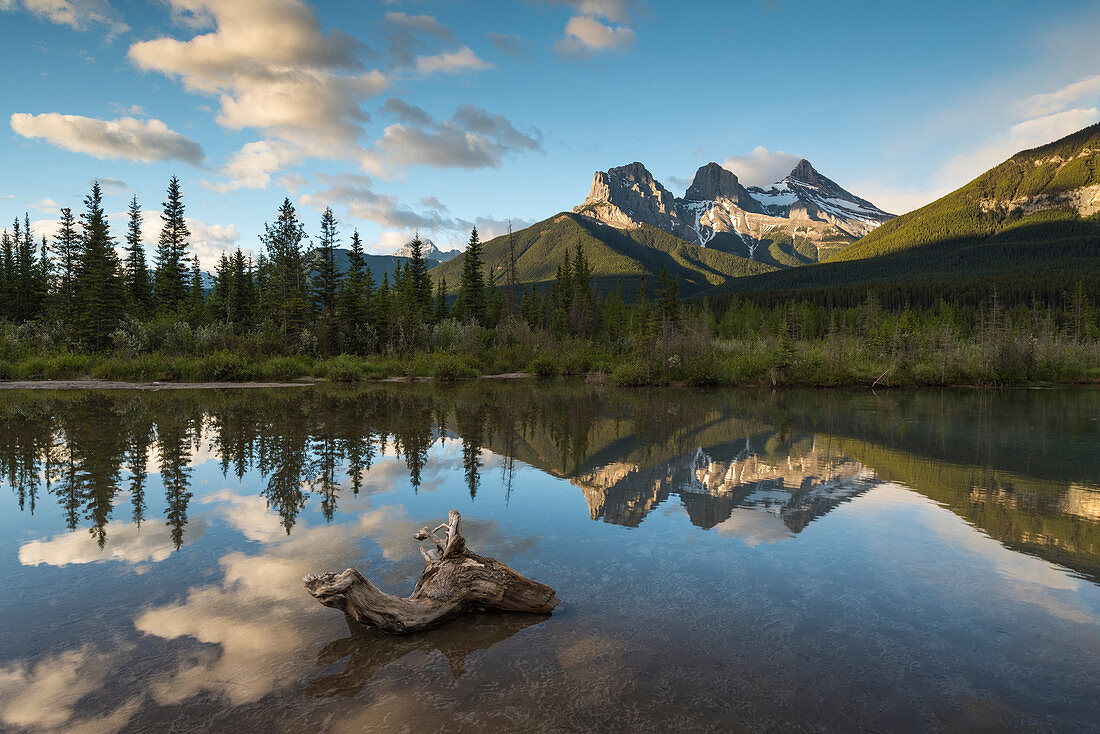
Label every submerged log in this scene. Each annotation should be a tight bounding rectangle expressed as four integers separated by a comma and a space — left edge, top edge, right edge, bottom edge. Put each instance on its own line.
304, 509, 560, 634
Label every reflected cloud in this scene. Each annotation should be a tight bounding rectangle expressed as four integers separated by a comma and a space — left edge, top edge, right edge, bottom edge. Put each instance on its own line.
19, 518, 205, 567
0, 645, 140, 734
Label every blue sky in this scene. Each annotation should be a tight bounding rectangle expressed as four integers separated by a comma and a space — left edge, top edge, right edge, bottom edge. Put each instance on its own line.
2, 0, 1099, 264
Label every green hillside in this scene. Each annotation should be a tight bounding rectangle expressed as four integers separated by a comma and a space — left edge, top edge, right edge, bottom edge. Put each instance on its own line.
431, 212, 776, 297
700, 122, 1100, 301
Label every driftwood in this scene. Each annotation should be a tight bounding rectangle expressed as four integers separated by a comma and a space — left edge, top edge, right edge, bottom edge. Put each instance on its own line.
304, 509, 560, 634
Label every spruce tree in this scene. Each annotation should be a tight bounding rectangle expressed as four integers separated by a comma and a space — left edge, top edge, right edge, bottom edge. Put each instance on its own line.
187, 256, 206, 323
0, 230, 13, 321
453, 227, 486, 325
403, 231, 432, 320
74, 181, 124, 349
311, 207, 340, 314
434, 276, 449, 322
52, 206, 81, 322
154, 176, 190, 315
260, 198, 307, 341
336, 230, 368, 352
124, 196, 152, 314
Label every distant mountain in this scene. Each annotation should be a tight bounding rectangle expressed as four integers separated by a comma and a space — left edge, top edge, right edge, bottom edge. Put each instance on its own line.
307, 248, 412, 284
701, 122, 1100, 298
430, 212, 775, 298
574, 160, 893, 266
392, 238, 461, 263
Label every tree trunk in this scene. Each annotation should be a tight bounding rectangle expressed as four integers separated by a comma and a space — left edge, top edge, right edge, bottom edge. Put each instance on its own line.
304, 509, 560, 634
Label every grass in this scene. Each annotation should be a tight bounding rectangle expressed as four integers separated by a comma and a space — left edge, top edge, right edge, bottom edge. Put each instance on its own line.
3, 334, 1097, 388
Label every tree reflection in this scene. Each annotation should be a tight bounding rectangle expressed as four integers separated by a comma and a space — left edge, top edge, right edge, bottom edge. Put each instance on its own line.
0, 385, 1098, 581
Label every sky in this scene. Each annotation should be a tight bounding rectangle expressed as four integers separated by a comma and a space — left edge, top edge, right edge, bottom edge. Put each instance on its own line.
2, 0, 1100, 266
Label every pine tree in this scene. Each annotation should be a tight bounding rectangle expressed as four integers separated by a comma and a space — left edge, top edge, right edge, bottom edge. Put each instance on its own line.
154, 176, 190, 314
434, 276, 449, 322
123, 196, 152, 314
74, 181, 124, 349
187, 256, 206, 323
403, 231, 432, 320
260, 198, 308, 341
453, 227, 486, 325
310, 207, 341, 354
336, 230, 368, 353
504, 223, 519, 318
51, 206, 81, 322
311, 207, 340, 314
0, 230, 13, 321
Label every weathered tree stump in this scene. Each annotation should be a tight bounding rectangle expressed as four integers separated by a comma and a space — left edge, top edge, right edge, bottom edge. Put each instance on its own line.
304, 509, 560, 634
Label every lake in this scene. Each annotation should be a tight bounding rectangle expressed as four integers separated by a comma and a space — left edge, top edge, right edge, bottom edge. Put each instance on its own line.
0, 382, 1098, 733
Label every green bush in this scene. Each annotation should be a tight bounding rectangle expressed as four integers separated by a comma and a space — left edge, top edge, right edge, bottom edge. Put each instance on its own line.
431, 354, 477, 381
527, 357, 557, 377
610, 360, 650, 387
323, 355, 364, 383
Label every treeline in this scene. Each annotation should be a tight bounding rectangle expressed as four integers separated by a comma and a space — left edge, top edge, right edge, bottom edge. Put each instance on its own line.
0, 178, 685, 356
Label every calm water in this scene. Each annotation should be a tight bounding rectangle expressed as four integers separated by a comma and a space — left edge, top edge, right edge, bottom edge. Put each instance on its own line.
0, 383, 1098, 733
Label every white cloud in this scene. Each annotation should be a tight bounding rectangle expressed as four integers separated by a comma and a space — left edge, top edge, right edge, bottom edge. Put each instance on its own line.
721, 146, 802, 187
540, 0, 635, 23
361, 104, 541, 176
414, 47, 492, 74
1017, 74, 1100, 118
146, 214, 246, 269
0, 0, 128, 36
204, 139, 305, 192
128, 0, 384, 147
938, 107, 1100, 187
95, 177, 129, 196
555, 15, 636, 56
10, 113, 204, 164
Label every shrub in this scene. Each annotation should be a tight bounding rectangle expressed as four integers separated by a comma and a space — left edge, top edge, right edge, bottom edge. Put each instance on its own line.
610, 360, 650, 387
527, 357, 556, 377
324, 355, 364, 383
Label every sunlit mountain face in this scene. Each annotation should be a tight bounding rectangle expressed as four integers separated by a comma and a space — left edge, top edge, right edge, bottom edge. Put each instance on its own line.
1, 383, 1099, 732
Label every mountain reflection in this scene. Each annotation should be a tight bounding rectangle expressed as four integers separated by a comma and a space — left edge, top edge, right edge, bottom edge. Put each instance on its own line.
1, 383, 1099, 581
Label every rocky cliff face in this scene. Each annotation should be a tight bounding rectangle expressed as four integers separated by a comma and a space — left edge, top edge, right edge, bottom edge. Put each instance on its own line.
393, 238, 461, 262
576, 162, 692, 239
573, 158, 894, 262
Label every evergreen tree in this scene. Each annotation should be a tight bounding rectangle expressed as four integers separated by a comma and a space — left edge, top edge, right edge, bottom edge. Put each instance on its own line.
403, 231, 432, 320
336, 230, 368, 353
187, 256, 206, 323
260, 198, 308, 341
311, 207, 340, 314
154, 176, 190, 314
51, 206, 81, 322
434, 276, 449, 322
453, 227, 486, 325
123, 196, 152, 314
0, 230, 13, 321
74, 181, 124, 349
311, 207, 341, 354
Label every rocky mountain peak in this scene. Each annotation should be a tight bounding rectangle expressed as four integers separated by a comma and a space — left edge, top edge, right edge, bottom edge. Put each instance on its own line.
684, 162, 743, 202
608, 161, 660, 186
788, 159, 819, 185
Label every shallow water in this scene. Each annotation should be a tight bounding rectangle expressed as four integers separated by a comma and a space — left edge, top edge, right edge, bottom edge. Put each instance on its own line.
0, 383, 1098, 733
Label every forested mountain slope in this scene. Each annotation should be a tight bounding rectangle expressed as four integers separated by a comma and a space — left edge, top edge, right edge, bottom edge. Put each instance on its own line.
431, 212, 776, 296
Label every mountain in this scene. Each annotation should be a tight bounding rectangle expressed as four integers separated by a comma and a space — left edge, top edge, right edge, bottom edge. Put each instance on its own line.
701, 122, 1100, 299
574, 160, 893, 266
393, 238, 461, 263
307, 248, 412, 284
430, 211, 776, 297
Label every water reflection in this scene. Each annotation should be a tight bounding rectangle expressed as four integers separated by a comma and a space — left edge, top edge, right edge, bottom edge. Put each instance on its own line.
308, 613, 549, 699
1, 383, 1099, 732
2, 384, 1098, 580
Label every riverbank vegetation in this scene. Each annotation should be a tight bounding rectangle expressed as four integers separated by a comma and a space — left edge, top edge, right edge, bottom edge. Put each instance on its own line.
1, 179, 1097, 388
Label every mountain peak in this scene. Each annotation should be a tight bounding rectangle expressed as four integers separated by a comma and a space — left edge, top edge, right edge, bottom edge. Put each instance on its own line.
608, 161, 659, 185
788, 159, 818, 184
684, 162, 743, 202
